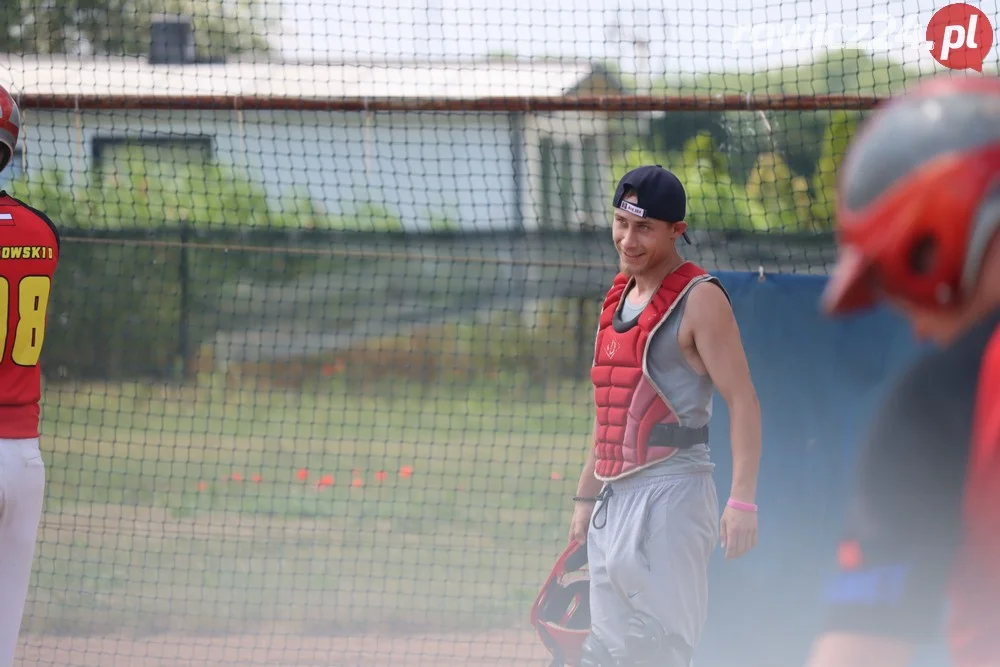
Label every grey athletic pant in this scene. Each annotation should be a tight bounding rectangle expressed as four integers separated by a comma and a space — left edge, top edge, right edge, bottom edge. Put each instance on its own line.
586, 469, 719, 666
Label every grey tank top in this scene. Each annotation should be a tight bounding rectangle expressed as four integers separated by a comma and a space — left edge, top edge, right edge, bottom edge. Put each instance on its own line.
616, 276, 717, 476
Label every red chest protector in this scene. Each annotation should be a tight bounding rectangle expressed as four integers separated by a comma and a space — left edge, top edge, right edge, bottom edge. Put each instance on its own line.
948, 322, 1000, 667
590, 262, 720, 481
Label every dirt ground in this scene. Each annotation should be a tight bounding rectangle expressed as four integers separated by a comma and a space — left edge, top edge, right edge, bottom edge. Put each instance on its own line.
17, 629, 552, 667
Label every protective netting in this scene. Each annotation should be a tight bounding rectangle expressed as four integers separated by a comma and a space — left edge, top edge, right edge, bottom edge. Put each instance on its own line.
0, 2, 994, 666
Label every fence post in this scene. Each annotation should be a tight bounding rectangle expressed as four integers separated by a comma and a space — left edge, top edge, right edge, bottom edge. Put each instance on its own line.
576, 296, 589, 380
178, 220, 191, 382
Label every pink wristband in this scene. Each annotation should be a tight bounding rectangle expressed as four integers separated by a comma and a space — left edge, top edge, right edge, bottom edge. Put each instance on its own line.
727, 498, 758, 512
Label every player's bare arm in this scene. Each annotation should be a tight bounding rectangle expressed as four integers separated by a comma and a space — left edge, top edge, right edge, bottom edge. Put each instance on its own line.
568, 417, 601, 545
680, 279, 762, 559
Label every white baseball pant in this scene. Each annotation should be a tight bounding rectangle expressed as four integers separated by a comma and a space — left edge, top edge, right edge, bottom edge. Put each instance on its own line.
0, 438, 45, 667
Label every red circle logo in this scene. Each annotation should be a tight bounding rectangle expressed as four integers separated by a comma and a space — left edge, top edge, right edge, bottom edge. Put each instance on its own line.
926, 3, 994, 72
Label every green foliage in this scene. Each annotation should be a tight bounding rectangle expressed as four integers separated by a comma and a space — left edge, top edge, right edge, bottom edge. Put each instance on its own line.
676, 134, 772, 232
634, 48, 940, 233
94, 152, 278, 229
6, 158, 401, 380
0, 45, 931, 385
341, 202, 405, 232
606, 49, 908, 233
811, 110, 860, 230
746, 152, 805, 231
610, 132, 771, 232
669, 48, 939, 97
608, 112, 861, 233
646, 110, 728, 157
3, 0, 273, 57
7, 154, 403, 233
45, 243, 185, 379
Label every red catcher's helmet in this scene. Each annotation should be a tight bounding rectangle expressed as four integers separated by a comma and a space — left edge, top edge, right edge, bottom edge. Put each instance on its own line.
0, 84, 20, 175
530, 542, 590, 667
822, 74, 1000, 316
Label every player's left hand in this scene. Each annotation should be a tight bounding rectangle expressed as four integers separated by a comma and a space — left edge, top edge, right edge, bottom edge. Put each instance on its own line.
719, 505, 758, 559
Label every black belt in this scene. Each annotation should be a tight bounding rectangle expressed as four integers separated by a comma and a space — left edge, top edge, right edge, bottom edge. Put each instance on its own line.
647, 423, 708, 449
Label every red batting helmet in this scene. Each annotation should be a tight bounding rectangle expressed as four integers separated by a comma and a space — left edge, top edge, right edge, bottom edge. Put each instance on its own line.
821, 74, 1000, 316
0, 84, 20, 175
530, 542, 591, 667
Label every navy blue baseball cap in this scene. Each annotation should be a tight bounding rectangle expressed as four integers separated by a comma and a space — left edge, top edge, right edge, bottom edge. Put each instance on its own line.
613, 165, 691, 244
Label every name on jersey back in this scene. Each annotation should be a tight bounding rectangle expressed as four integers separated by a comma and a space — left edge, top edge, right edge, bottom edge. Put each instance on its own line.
0, 245, 55, 260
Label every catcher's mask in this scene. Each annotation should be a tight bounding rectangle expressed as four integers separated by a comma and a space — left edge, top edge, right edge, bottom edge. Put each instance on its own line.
530, 541, 591, 667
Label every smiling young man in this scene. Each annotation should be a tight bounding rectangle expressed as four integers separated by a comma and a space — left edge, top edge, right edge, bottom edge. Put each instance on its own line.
565, 165, 763, 666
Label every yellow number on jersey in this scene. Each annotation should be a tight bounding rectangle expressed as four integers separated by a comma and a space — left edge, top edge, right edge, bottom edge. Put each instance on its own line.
0, 276, 52, 367
13, 276, 51, 366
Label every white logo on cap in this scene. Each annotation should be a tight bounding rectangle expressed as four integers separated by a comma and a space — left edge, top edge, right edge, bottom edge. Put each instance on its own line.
619, 201, 645, 218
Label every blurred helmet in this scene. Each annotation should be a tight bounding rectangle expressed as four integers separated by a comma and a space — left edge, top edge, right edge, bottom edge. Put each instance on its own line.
822, 74, 1000, 315
0, 84, 20, 175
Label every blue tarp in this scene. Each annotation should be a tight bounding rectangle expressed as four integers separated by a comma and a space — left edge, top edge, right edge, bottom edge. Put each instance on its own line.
695, 271, 947, 667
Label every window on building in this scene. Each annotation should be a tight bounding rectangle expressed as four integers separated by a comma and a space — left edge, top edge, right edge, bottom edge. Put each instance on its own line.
92, 135, 214, 190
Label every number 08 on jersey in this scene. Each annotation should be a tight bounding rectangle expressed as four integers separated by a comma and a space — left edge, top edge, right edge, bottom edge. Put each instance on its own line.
0, 191, 60, 440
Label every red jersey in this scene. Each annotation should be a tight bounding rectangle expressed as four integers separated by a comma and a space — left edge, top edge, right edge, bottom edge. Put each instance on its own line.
948, 321, 1000, 665
0, 191, 59, 439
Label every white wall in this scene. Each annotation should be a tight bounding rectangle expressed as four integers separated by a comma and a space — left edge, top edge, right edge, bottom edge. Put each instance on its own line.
15, 108, 528, 232
14, 106, 615, 233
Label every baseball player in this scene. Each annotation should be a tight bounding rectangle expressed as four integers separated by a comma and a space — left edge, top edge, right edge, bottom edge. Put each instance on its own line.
564, 165, 763, 666
0, 83, 60, 667
805, 75, 1000, 667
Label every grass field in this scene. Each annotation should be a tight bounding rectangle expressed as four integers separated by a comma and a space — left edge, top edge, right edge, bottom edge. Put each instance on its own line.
22, 376, 594, 641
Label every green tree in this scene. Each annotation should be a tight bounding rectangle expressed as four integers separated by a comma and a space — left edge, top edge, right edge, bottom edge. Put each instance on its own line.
643, 46, 933, 191
791, 175, 814, 230
746, 151, 812, 231
6, 160, 353, 380
680, 132, 730, 177
646, 110, 728, 157
811, 110, 859, 230
1, 0, 273, 58
610, 132, 771, 232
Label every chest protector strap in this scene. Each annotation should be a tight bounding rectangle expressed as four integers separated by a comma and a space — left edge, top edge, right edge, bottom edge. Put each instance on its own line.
590, 262, 717, 481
